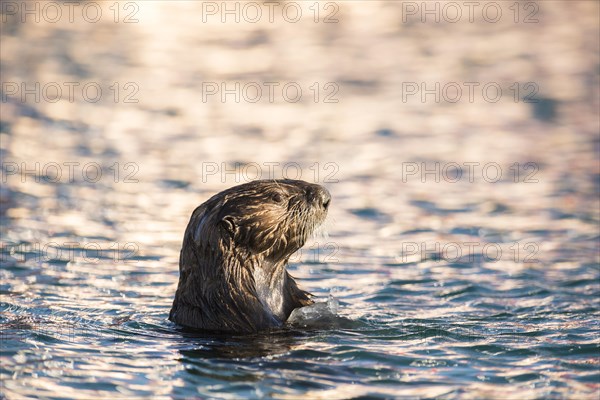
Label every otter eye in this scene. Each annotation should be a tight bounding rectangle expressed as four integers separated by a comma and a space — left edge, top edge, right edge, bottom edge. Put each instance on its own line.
271, 193, 284, 203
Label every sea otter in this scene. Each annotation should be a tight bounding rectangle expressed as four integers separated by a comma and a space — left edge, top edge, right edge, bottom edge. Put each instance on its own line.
169, 179, 331, 333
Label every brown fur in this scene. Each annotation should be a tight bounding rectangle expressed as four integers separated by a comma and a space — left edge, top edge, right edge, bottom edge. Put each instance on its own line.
169, 179, 331, 333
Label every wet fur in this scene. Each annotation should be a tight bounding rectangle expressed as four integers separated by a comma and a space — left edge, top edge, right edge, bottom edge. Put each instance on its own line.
169, 179, 330, 333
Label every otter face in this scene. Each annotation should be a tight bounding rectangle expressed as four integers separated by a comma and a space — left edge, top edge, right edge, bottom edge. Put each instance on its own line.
216, 180, 330, 261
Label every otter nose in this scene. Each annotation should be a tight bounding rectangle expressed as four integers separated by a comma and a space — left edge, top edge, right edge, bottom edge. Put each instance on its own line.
306, 185, 331, 210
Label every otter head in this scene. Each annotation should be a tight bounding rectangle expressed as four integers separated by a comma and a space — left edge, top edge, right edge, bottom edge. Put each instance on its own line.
212, 179, 331, 262
172, 179, 330, 332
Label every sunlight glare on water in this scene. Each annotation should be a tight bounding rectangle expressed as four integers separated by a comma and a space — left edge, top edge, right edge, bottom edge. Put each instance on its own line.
1, 1, 599, 399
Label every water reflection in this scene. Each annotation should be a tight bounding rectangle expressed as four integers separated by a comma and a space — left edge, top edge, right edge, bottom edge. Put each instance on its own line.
2, 0, 599, 399
178, 330, 305, 360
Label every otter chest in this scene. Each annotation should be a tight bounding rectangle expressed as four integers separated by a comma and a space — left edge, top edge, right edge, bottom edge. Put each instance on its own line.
253, 267, 286, 321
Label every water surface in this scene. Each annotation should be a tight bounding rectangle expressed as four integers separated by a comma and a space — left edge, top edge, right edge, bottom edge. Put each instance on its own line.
1, 1, 599, 399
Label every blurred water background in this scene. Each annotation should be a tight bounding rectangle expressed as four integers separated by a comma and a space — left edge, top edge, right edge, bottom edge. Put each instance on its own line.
1, 1, 599, 399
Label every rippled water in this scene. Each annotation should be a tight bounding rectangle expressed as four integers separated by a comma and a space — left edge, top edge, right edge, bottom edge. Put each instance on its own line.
1, 1, 599, 399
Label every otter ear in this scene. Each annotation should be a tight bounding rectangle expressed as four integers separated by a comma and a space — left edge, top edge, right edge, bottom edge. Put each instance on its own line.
220, 216, 237, 236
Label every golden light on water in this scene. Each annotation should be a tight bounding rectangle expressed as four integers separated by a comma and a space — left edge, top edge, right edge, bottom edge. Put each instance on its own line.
1, 1, 599, 399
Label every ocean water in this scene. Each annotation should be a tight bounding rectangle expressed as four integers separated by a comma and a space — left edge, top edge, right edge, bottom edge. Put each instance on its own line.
1, 1, 599, 399
1, 221, 598, 399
